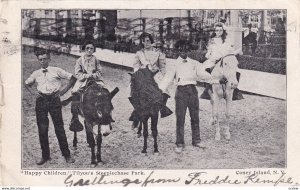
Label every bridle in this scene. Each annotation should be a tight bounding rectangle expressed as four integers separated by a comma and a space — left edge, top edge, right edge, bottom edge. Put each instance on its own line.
214, 54, 236, 99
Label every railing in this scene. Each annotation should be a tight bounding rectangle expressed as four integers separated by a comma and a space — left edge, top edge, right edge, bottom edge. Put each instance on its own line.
23, 24, 286, 59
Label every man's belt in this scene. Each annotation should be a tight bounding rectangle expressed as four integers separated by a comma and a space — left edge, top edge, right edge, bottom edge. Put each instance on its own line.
178, 84, 196, 88
38, 91, 59, 97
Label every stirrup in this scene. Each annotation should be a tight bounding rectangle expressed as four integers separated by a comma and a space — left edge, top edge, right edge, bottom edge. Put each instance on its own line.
160, 107, 173, 118
69, 117, 84, 132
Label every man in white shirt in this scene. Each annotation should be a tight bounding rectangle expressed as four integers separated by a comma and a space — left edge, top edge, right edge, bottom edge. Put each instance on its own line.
25, 49, 76, 165
159, 40, 212, 153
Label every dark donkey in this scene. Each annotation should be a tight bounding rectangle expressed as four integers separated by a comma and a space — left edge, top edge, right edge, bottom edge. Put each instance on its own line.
81, 81, 119, 166
63, 80, 119, 166
129, 67, 172, 155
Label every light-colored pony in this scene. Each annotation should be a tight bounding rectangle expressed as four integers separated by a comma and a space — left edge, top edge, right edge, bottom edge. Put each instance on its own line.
209, 54, 239, 141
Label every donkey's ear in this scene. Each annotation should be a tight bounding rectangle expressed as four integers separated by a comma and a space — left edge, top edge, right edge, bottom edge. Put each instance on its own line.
110, 87, 119, 99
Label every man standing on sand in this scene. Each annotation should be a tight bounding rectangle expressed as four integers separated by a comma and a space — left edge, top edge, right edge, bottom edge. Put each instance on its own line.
159, 40, 212, 153
25, 49, 76, 165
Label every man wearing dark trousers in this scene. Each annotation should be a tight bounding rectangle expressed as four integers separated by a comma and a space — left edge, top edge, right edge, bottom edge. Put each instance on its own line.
25, 49, 76, 165
159, 40, 212, 153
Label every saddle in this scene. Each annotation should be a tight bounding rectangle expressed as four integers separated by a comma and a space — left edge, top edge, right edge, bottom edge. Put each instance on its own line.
69, 79, 111, 132
200, 55, 244, 100
130, 68, 163, 108
129, 67, 172, 120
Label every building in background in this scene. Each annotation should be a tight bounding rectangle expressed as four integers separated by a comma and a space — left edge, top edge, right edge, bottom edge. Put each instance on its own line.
22, 10, 117, 42
22, 9, 286, 58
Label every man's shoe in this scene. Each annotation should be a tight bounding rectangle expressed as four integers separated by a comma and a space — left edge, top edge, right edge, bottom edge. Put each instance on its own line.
65, 156, 75, 164
174, 146, 183, 154
36, 158, 51, 165
193, 142, 206, 149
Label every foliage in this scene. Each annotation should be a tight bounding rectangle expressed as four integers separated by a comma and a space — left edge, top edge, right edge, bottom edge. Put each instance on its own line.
237, 55, 286, 75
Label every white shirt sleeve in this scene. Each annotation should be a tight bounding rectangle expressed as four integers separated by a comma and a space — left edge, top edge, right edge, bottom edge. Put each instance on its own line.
56, 68, 73, 80
196, 63, 213, 82
25, 71, 36, 85
158, 64, 176, 93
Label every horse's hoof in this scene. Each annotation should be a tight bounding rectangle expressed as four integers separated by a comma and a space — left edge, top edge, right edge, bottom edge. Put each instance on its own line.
215, 134, 221, 141
141, 150, 147, 155
174, 147, 183, 154
90, 162, 97, 168
209, 118, 217, 125
153, 151, 160, 156
74, 149, 79, 155
137, 133, 141, 138
224, 133, 231, 140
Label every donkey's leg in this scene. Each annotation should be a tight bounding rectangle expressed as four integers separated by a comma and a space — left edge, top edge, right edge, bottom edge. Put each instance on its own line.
96, 125, 103, 163
142, 119, 149, 154
224, 88, 234, 140
213, 100, 221, 141
137, 121, 142, 138
90, 146, 96, 166
208, 89, 215, 125
212, 85, 222, 141
151, 112, 159, 154
85, 121, 97, 166
73, 132, 78, 149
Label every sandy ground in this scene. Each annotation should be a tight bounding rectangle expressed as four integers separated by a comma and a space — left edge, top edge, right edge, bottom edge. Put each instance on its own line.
22, 49, 286, 169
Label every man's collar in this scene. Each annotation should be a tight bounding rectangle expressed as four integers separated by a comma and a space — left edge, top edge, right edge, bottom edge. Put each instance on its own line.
41, 66, 49, 70
83, 55, 95, 60
177, 56, 191, 63
186, 57, 192, 62
41, 67, 49, 74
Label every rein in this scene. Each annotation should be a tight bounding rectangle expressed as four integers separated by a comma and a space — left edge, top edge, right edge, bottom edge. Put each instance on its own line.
213, 54, 236, 99
219, 54, 236, 67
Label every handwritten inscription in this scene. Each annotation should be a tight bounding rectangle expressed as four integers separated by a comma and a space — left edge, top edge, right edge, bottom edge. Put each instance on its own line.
0, 18, 8, 24
0, 45, 19, 56
287, 21, 296, 32
185, 172, 241, 185
64, 171, 181, 187
244, 173, 293, 186
185, 172, 294, 186
61, 170, 298, 187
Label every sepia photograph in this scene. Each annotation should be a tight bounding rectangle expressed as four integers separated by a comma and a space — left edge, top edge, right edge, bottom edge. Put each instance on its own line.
20, 9, 287, 170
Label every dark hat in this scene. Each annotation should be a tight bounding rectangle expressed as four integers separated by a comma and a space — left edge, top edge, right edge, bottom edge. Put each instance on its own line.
34, 47, 50, 57
174, 39, 192, 50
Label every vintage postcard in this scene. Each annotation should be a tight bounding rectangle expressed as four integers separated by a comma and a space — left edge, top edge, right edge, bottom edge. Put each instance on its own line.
0, 0, 299, 189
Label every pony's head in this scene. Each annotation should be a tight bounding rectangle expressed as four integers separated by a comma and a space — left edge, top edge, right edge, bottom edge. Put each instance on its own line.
220, 55, 239, 89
